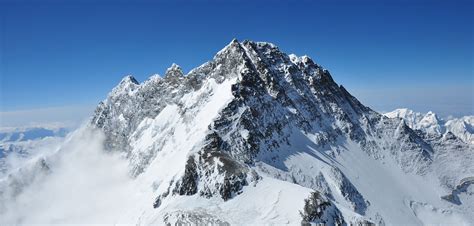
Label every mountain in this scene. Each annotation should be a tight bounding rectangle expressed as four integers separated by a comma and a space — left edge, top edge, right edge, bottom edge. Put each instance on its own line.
1, 39, 473, 225
384, 108, 474, 145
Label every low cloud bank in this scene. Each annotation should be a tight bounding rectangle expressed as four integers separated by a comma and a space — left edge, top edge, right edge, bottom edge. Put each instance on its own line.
0, 125, 138, 224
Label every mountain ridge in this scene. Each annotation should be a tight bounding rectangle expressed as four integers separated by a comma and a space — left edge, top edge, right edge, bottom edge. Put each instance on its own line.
88, 39, 472, 224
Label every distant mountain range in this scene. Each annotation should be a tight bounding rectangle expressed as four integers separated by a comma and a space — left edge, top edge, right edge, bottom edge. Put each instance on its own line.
0, 127, 67, 143
384, 108, 473, 145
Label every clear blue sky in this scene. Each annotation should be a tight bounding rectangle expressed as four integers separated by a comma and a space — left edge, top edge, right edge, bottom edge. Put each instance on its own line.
0, 0, 473, 126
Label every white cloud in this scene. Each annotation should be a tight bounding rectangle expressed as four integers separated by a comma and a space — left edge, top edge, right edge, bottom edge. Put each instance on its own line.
0, 126, 140, 224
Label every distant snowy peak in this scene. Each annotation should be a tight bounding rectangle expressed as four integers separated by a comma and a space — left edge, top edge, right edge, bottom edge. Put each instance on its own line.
384, 108, 473, 144
384, 108, 426, 128
383, 108, 442, 134
445, 116, 474, 145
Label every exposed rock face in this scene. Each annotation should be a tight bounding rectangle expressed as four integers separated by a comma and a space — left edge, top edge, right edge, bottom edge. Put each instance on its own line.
163, 210, 230, 225
87, 39, 473, 224
300, 191, 345, 226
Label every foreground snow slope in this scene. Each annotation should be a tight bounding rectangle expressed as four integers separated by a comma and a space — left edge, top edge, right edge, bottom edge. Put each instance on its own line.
1, 40, 473, 225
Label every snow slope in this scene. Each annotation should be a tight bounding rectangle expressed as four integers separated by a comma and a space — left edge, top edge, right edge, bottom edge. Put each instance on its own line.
1, 40, 473, 225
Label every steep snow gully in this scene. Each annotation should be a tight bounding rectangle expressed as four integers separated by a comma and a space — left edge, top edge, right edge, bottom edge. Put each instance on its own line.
1, 39, 473, 225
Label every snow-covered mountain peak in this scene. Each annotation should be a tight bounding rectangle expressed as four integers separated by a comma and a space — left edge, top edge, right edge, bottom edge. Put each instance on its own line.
214, 38, 244, 56
146, 74, 162, 83
444, 116, 474, 145
164, 63, 184, 79
289, 54, 317, 66
422, 111, 439, 121
384, 108, 416, 118
119, 75, 139, 85
229, 37, 239, 45
109, 75, 140, 97
384, 108, 473, 144
94, 40, 440, 176
418, 111, 442, 134
384, 108, 423, 128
